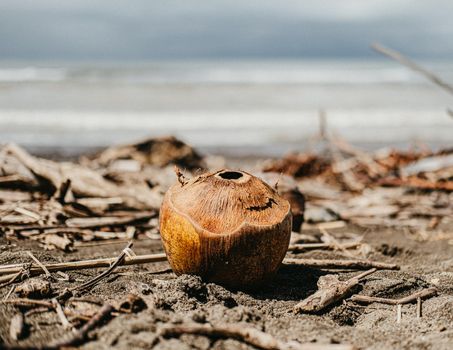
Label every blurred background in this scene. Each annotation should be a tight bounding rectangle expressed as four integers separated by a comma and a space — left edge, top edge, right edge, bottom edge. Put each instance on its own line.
0, 0, 452, 157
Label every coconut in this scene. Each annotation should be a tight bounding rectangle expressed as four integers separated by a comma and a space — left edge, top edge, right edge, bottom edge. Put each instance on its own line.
159, 169, 292, 289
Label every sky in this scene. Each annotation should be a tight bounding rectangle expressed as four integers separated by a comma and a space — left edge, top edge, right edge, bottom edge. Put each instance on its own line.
1, 0, 453, 61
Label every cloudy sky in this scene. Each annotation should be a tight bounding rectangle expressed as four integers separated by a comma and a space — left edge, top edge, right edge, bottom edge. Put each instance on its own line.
1, 0, 453, 61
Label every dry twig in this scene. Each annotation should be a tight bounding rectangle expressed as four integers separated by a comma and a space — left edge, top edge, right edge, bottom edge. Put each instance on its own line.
372, 42, 453, 96
26, 252, 51, 279
71, 241, 133, 292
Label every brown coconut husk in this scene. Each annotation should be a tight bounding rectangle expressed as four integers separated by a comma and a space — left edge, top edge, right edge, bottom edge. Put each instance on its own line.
159, 169, 292, 289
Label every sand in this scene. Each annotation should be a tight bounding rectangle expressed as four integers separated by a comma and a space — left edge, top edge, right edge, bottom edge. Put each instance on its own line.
1, 223, 452, 350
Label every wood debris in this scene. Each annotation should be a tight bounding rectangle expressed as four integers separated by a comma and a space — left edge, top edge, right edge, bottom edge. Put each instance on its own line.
0, 252, 167, 282
15, 278, 52, 299
0, 137, 204, 254
0, 134, 451, 348
263, 135, 452, 231
293, 269, 376, 313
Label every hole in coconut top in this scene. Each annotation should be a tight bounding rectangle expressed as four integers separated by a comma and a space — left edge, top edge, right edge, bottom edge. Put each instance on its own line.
218, 171, 243, 180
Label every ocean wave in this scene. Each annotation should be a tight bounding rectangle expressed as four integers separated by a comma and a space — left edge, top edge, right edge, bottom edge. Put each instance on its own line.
0, 62, 438, 84
0, 67, 66, 82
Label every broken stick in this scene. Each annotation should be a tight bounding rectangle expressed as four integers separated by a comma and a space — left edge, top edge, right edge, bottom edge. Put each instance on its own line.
26, 252, 51, 279
372, 43, 453, 96
294, 268, 377, 314
71, 241, 133, 292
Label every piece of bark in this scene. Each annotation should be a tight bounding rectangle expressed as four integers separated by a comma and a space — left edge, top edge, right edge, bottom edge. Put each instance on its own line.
294, 269, 376, 314
42, 234, 73, 252
15, 278, 52, 299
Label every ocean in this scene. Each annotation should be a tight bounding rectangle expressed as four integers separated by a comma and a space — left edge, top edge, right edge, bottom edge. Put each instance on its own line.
0, 60, 452, 157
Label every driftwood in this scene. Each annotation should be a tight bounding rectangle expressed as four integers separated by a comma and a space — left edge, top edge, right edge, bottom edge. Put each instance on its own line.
159, 323, 355, 350
284, 258, 399, 270
293, 269, 376, 314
